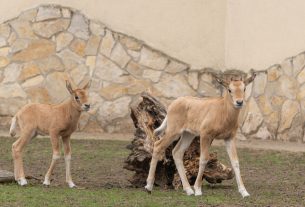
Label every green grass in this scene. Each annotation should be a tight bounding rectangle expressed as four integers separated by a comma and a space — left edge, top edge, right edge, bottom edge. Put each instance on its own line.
0, 137, 305, 207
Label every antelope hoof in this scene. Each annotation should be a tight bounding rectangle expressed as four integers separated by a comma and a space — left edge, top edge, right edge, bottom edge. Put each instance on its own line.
43, 178, 50, 186
17, 178, 28, 186
184, 187, 194, 196
194, 187, 202, 196
240, 189, 250, 198
144, 184, 153, 194
68, 181, 76, 188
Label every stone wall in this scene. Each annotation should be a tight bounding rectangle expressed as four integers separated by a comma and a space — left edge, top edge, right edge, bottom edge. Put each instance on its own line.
0, 4, 304, 142
0, 5, 199, 133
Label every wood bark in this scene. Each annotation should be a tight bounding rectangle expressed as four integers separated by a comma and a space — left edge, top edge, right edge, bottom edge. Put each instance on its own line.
124, 93, 234, 189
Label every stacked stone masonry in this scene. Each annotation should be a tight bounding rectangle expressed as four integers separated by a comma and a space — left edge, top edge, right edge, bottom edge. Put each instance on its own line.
0, 5, 304, 142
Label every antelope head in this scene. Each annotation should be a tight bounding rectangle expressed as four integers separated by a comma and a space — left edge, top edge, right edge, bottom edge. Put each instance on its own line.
66, 80, 91, 112
215, 73, 256, 109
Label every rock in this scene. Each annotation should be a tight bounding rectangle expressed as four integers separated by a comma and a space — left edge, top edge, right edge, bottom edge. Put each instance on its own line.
78, 113, 91, 131
57, 49, 84, 70
256, 95, 273, 116
198, 75, 220, 97
278, 100, 300, 133
241, 98, 263, 135
270, 95, 285, 110
68, 13, 89, 40
19, 8, 37, 22
142, 69, 162, 82
25, 87, 51, 104
245, 81, 253, 100
298, 84, 305, 100
0, 24, 11, 39
94, 55, 124, 82
10, 38, 30, 53
127, 49, 141, 61
264, 111, 279, 135
0, 170, 14, 183
97, 96, 131, 123
36, 6, 61, 21
187, 72, 199, 90
110, 43, 131, 68
12, 39, 55, 62
236, 128, 247, 141
267, 65, 282, 81
139, 46, 168, 70
279, 75, 298, 100
99, 29, 116, 57
3, 63, 22, 84
35, 55, 64, 74
99, 79, 151, 100
23, 66, 39, 81
33, 19, 70, 38
0, 57, 9, 68
252, 72, 267, 97
0, 97, 27, 116
89, 21, 105, 36
0, 37, 6, 47
69, 38, 86, 57
56, 32, 74, 52
9, 19, 36, 39
45, 72, 69, 103
21, 75, 44, 88
86, 56, 96, 76
61, 8, 71, 18
70, 64, 89, 85
88, 92, 104, 113
85, 35, 102, 55
281, 58, 293, 77
125, 61, 144, 78
293, 52, 305, 77
201, 72, 215, 84
297, 68, 305, 84
7, 31, 17, 46
154, 74, 196, 98
165, 60, 188, 73
253, 125, 272, 140
119, 35, 142, 51
104, 117, 133, 133
278, 113, 303, 142
0, 47, 10, 57
0, 83, 27, 98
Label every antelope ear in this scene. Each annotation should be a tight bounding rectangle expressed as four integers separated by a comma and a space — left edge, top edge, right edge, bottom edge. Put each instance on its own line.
244, 73, 256, 86
215, 76, 229, 88
82, 80, 91, 90
66, 80, 74, 94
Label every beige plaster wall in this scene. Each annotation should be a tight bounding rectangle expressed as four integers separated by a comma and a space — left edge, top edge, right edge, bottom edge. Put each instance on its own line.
0, 0, 226, 70
225, 0, 305, 70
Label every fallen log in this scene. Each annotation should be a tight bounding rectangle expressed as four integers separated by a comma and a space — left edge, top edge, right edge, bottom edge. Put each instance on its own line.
124, 93, 234, 189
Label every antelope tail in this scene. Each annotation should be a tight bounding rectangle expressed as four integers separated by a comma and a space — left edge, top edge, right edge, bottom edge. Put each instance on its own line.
9, 116, 17, 137
154, 116, 167, 136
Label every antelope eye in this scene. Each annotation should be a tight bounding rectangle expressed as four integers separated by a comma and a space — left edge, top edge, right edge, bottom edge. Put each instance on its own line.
228, 89, 232, 93
75, 96, 79, 100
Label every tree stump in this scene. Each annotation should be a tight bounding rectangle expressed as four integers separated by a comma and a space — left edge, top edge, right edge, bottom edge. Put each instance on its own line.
124, 93, 234, 189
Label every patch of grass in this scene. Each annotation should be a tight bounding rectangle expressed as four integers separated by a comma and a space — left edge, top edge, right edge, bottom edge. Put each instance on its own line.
0, 137, 305, 207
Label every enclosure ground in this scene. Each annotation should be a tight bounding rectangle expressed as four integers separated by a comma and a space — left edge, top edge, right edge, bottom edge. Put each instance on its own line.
0, 137, 304, 207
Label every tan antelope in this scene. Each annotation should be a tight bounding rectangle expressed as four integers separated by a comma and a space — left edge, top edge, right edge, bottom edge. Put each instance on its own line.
10, 80, 91, 188
145, 73, 256, 197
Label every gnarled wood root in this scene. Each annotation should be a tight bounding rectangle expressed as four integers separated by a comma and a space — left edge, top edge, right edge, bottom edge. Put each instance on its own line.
124, 93, 234, 189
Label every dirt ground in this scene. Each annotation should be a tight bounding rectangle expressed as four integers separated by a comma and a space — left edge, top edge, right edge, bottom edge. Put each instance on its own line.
1, 134, 305, 206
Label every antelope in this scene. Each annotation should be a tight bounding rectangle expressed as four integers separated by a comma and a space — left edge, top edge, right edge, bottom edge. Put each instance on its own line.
10, 80, 91, 188
145, 73, 256, 198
